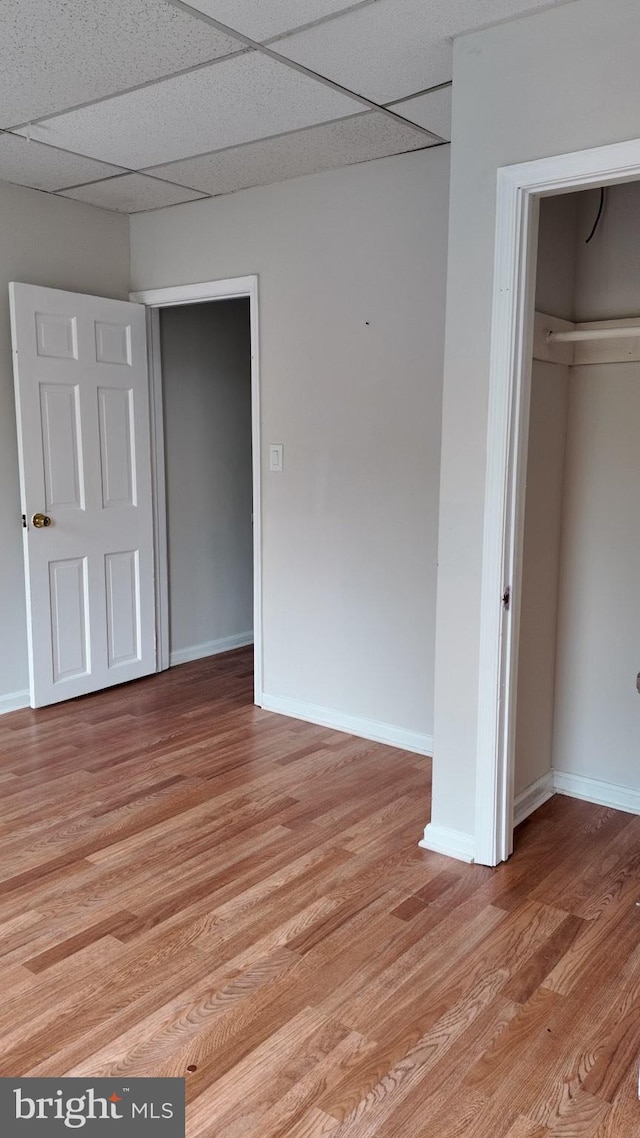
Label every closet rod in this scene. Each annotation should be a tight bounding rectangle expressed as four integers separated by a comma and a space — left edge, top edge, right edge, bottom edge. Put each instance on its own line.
546, 325, 640, 344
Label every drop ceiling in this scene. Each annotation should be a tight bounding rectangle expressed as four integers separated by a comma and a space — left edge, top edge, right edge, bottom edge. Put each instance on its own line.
0, 0, 578, 213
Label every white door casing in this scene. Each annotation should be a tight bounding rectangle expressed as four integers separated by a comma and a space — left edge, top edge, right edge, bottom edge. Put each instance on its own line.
130, 275, 263, 708
10, 283, 155, 708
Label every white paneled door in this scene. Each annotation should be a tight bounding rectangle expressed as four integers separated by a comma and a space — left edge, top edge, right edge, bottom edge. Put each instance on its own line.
10, 283, 155, 708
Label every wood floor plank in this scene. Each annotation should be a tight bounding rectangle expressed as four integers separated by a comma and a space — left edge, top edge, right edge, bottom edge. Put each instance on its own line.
594, 1061, 640, 1138
232, 1032, 375, 1138
1, 648, 639, 1137
503, 1121, 548, 1138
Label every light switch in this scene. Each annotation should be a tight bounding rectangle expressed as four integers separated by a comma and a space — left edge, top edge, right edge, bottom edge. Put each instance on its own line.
269, 444, 284, 472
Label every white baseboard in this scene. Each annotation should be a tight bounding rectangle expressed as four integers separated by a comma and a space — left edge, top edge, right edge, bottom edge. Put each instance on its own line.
513, 770, 555, 827
169, 632, 254, 667
418, 823, 475, 863
553, 769, 640, 816
0, 689, 30, 715
260, 693, 433, 756
513, 768, 640, 823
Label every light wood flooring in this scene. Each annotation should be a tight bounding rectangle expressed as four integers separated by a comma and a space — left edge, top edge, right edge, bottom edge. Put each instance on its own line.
0, 648, 639, 1136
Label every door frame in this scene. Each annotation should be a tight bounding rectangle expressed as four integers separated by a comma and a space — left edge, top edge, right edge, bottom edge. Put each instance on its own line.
130, 275, 263, 706
476, 136, 640, 867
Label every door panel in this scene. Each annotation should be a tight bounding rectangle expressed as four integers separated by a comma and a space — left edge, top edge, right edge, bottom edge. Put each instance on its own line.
105, 550, 141, 667
49, 557, 90, 682
40, 383, 84, 509
98, 387, 136, 508
10, 282, 155, 708
35, 312, 78, 359
95, 320, 132, 366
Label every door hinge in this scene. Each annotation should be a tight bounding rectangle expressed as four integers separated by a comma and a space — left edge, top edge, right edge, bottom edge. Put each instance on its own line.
502, 586, 511, 611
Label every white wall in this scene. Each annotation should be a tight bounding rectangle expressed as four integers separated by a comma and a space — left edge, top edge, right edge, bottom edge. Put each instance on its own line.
131, 148, 450, 747
552, 181, 640, 792
573, 181, 640, 321
0, 182, 130, 710
432, 0, 640, 849
160, 300, 253, 662
553, 364, 640, 791
535, 193, 580, 323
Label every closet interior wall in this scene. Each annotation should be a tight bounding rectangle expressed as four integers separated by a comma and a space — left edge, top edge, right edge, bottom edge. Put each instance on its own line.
515, 182, 640, 811
160, 299, 253, 666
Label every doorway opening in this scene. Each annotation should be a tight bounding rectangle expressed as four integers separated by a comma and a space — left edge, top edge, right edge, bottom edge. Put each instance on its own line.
131, 277, 262, 706
514, 185, 640, 835
475, 138, 640, 866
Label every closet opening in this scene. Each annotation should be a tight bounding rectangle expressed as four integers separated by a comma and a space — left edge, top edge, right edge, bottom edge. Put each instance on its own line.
513, 183, 640, 835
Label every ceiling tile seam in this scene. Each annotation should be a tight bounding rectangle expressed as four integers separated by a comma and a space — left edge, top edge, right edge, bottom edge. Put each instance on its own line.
384, 80, 453, 108
0, 175, 206, 212
57, 167, 216, 195
68, 192, 213, 216
2, 46, 252, 134
188, 139, 448, 201
454, 0, 582, 41
169, 138, 448, 205
139, 109, 375, 174
53, 172, 148, 193
2, 178, 74, 200
0, 130, 133, 188
165, 0, 447, 144
257, 0, 383, 44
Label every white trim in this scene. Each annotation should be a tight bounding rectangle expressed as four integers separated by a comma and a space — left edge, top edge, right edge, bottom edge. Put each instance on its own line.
474, 170, 539, 867
130, 277, 258, 308
169, 631, 254, 667
497, 768, 640, 828
478, 135, 640, 867
0, 690, 30, 715
419, 824, 475, 864
248, 278, 263, 708
147, 307, 170, 672
553, 770, 640, 816
261, 692, 433, 756
131, 275, 263, 707
513, 771, 555, 828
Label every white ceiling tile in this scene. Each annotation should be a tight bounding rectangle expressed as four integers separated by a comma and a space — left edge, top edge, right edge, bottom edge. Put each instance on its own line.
271, 0, 577, 104
148, 112, 433, 196
0, 0, 242, 128
392, 87, 452, 142
21, 54, 363, 170
0, 132, 125, 192
272, 1, 453, 103
181, 0, 365, 40
59, 174, 207, 213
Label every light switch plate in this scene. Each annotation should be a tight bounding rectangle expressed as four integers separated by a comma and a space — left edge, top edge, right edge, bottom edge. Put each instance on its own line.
269, 443, 284, 472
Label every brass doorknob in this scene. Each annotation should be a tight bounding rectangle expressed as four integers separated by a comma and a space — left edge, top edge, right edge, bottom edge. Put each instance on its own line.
32, 512, 51, 528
